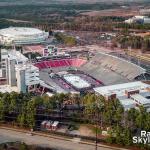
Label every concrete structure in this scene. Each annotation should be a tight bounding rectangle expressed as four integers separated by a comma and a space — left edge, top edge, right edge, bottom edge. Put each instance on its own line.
130, 94, 150, 108
0, 49, 28, 86
8, 59, 16, 86
0, 27, 49, 46
15, 63, 40, 92
0, 49, 41, 93
94, 81, 150, 111
8, 50, 28, 64
0, 85, 18, 93
119, 99, 137, 110
0, 49, 8, 85
80, 52, 146, 85
144, 17, 150, 24
16, 69, 26, 93
125, 16, 150, 24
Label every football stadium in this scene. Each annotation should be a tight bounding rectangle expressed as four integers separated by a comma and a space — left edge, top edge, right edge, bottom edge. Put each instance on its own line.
33, 52, 149, 94
0, 27, 49, 46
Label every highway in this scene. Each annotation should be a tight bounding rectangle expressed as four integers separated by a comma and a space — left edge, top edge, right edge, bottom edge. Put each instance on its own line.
0, 128, 125, 150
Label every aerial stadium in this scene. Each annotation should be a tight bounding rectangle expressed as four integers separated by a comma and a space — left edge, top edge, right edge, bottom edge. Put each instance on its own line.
0, 27, 49, 46
0, 46, 150, 111
33, 52, 149, 94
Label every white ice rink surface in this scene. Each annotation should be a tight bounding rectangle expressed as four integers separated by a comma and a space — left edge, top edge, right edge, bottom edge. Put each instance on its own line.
63, 74, 90, 89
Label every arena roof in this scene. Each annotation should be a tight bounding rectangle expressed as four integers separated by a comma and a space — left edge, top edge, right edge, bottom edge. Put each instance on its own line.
0, 27, 44, 37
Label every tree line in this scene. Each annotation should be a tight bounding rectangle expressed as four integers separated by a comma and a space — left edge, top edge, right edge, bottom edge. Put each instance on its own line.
117, 35, 150, 52
54, 33, 77, 46
0, 92, 150, 149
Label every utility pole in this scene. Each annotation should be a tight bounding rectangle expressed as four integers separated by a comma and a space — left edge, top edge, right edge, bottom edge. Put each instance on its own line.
95, 98, 104, 150
95, 108, 98, 150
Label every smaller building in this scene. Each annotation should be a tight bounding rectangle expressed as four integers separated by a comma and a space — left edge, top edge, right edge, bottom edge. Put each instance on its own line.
130, 94, 150, 108
119, 99, 137, 111
15, 63, 41, 93
94, 81, 150, 111
125, 16, 150, 24
0, 49, 8, 85
23, 45, 45, 55
8, 50, 28, 64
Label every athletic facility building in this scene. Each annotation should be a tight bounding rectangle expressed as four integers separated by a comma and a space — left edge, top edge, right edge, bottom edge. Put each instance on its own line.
33, 50, 150, 94
94, 81, 150, 111
0, 45, 149, 97
0, 27, 49, 46
0, 49, 41, 93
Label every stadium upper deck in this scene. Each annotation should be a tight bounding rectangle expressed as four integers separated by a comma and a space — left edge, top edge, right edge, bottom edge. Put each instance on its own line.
80, 52, 147, 85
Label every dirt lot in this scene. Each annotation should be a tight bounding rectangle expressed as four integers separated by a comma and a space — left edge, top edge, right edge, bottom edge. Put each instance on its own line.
79, 124, 95, 137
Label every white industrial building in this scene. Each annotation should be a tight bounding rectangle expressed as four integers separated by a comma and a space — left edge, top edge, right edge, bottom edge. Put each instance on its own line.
0, 49, 8, 85
94, 81, 150, 111
125, 16, 150, 24
15, 63, 41, 93
0, 27, 49, 46
0, 49, 41, 93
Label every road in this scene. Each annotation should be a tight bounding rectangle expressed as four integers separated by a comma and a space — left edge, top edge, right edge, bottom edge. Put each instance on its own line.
0, 128, 121, 150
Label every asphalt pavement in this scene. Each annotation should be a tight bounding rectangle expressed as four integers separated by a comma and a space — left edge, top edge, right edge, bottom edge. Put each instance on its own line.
0, 128, 125, 150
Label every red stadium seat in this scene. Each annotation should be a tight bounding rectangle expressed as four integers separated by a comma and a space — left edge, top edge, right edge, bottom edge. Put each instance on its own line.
34, 58, 86, 69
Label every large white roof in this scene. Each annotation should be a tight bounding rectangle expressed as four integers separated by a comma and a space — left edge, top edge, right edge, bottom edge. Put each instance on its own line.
0, 27, 44, 37
15, 63, 39, 72
130, 94, 150, 105
119, 98, 137, 110
8, 50, 28, 62
94, 81, 150, 96
0, 85, 18, 93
